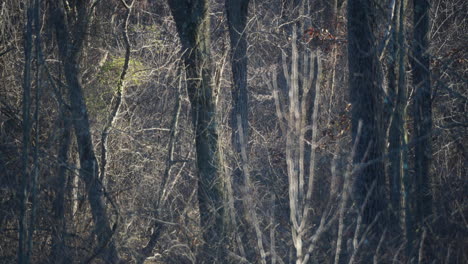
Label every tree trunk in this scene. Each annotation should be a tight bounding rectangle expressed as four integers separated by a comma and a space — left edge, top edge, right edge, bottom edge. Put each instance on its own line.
411, 0, 432, 261
18, 2, 33, 263
49, 2, 120, 263
226, 0, 255, 260
347, 0, 386, 228
412, 0, 432, 226
168, 1, 226, 262
388, 0, 407, 231
50, 111, 71, 264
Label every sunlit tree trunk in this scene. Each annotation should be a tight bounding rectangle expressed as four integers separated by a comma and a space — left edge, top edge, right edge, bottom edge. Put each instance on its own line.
168, 0, 226, 262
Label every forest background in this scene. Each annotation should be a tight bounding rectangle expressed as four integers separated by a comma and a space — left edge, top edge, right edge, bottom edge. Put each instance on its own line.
0, 0, 466, 263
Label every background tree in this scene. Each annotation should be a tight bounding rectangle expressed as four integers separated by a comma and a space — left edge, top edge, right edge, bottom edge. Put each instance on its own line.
410, 0, 433, 261
225, 0, 257, 261
49, 1, 120, 262
412, 0, 433, 226
347, 0, 386, 228
168, 0, 226, 262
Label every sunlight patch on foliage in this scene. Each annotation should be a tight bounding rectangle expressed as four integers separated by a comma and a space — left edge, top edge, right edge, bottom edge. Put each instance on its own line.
87, 56, 146, 120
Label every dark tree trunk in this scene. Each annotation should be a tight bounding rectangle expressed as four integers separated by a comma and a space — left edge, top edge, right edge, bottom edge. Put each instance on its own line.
18, 2, 33, 263
412, 0, 432, 226
387, 0, 408, 231
50, 112, 71, 264
347, 0, 386, 227
49, 2, 120, 263
226, 0, 249, 166
411, 0, 433, 261
226, 0, 254, 260
168, 0, 226, 262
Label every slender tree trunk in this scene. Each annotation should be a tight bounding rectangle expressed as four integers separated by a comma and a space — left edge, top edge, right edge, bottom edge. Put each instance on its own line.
412, 0, 432, 226
18, 2, 33, 263
168, 1, 226, 262
50, 111, 71, 264
347, 0, 386, 228
411, 0, 432, 261
49, 2, 120, 263
26, 0, 43, 259
388, 0, 407, 231
100, 0, 133, 185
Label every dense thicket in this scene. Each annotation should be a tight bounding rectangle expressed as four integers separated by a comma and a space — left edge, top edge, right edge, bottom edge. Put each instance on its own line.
0, 0, 466, 263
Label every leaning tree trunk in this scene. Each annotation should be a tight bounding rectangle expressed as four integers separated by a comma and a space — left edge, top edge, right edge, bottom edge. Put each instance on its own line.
49, 2, 120, 263
168, 0, 226, 262
347, 0, 386, 228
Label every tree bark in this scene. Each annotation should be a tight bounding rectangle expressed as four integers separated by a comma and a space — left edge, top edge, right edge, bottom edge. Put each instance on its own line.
347, 0, 386, 227
168, 0, 226, 262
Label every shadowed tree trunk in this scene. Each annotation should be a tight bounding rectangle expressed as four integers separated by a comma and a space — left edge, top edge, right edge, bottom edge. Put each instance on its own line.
412, 0, 432, 226
18, 1, 33, 263
49, 1, 120, 263
387, 0, 408, 231
347, 0, 386, 228
226, 0, 249, 182
225, 0, 255, 260
168, 0, 226, 262
411, 0, 432, 261
50, 111, 71, 264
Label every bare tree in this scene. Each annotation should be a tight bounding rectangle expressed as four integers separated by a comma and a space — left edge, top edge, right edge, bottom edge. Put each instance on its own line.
264, 26, 336, 264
